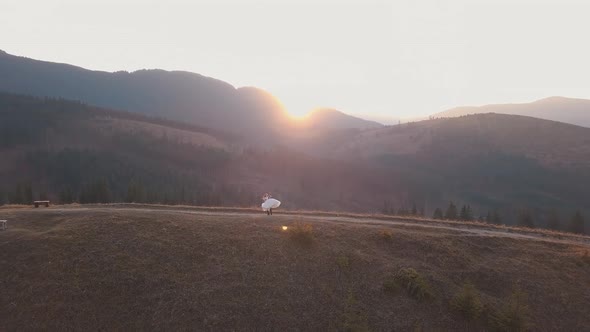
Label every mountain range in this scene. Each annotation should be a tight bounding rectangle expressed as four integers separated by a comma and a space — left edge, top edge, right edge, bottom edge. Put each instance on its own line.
0, 50, 589, 231
0, 50, 381, 140
434, 96, 590, 128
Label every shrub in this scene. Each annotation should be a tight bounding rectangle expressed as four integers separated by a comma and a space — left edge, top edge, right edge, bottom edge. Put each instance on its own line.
569, 211, 585, 234
577, 250, 590, 267
433, 208, 444, 220
445, 202, 458, 220
288, 222, 314, 245
389, 268, 434, 301
488, 287, 530, 332
451, 282, 483, 321
379, 229, 393, 241
383, 276, 400, 295
337, 255, 350, 270
342, 291, 369, 332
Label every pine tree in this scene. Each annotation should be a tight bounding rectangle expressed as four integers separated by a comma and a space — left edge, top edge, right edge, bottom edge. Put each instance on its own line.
126, 180, 145, 203
466, 205, 473, 221
546, 211, 560, 231
382, 201, 389, 215
459, 205, 470, 221
11, 184, 24, 204
411, 203, 418, 216
518, 210, 535, 228
95, 179, 111, 203
485, 211, 492, 223
59, 187, 75, 204
492, 210, 502, 225
445, 201, 458, 220
569, 211, 585, 234
23, 183, 33, 205
433, 208, 444, 220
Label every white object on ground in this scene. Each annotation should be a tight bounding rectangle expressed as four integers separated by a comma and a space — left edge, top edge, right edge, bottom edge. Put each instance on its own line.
261, 198, 281, 211
0, 220, 6, 231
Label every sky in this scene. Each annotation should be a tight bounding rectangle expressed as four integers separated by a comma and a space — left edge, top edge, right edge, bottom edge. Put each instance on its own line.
2, 0, 590, 123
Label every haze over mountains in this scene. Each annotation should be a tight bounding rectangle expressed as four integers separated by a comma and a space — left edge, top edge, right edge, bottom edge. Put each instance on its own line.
434, 96, 590, 128
0, 50, 589, 232
0, 50, 381, 139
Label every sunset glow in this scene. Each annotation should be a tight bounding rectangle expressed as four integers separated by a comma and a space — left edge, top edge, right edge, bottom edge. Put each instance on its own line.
3, 0, 589, 122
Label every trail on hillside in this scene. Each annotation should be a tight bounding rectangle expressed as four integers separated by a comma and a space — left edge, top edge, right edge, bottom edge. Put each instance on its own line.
21, 206, 590, 248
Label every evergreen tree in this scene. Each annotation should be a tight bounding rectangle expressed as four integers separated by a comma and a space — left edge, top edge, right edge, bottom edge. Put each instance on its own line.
59, 186, 75, 204
492, 210, 502, 225
433, 208, 444, 220
382, 201, 389, 215
126, 180, 145, 203
445, 201, 458, 220
459, 205, 472, 221
397, 207, 408, 216
95, 179, 111, 203
485, 211, 492, 223
546, 211, 560, 231
569, 211, 585, 234
23, 183, 33, 205
518, 210, 535, 228
80, 179, 111, 204
11, 184, 24, 204
0, 189, 5, 205
411, 203, 418, 216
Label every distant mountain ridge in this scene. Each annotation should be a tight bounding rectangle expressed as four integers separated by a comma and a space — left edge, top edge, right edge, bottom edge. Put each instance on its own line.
300, 108, 382, 130
0, 50, 380, 138
434, 96, 590, 127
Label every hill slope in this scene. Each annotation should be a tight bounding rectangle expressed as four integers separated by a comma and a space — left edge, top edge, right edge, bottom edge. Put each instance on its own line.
0, 50, 378, 137
433, 96, 590, 127
0, 93, 588, 230
1, 206, 589, 331
0, 93, 242, 205
299, 108, 383, 130
330, 113, 590, 170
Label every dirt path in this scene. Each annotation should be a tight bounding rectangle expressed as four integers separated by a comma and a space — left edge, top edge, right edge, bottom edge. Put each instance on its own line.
18, 205, 589, 248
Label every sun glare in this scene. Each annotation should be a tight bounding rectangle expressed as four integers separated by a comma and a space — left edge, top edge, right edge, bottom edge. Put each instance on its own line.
286, 111, 307, 122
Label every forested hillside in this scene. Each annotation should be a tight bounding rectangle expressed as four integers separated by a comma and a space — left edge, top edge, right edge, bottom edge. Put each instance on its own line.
0, 93, 251, 206
0, 93, 587, 233
0, 50, 381, 139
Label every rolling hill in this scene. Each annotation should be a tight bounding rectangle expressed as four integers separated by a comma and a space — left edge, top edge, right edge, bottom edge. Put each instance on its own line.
1, 206, 589, 330
0, 50, 380, 138
298, 108, 383, 130
433, 96, 590, 128
0, 93, 588, 231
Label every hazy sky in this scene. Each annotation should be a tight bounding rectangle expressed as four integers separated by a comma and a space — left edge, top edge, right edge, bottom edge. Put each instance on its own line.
2, 0, 590, 123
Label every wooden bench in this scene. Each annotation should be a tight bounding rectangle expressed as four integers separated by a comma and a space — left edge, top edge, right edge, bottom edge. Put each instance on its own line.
34, 201, 50, 208
0, 220, 6, 231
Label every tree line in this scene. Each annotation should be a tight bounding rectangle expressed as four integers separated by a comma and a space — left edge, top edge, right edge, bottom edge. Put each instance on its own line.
380, 200, 586, 235
431, 201, 586, 235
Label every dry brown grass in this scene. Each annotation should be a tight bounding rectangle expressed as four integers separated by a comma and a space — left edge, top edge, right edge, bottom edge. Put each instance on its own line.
1, 207, 589, 330
379, 229, 394, 241
32, 203, 589, 243
286, 222, 314, 246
